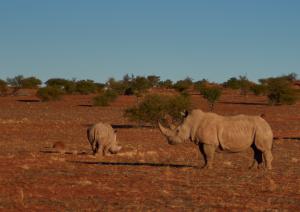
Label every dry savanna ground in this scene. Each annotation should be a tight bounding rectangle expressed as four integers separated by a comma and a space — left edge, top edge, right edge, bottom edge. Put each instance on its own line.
0, 89, 300, 211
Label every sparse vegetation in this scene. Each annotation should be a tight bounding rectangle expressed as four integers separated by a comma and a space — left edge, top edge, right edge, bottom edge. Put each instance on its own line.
36, 86, 64, 101
93, 90, 118, 106
173, 77, 193, 93
250, 84, 268, 96
223, 76, 254, 95
6, 75, 24, 89
159, 79, 173, 89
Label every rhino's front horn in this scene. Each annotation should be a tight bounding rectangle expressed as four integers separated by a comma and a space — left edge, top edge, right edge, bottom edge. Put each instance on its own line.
158, 122, 174, 137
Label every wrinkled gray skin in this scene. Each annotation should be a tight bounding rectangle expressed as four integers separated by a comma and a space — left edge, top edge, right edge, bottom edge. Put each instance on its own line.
159, 109, 273, 169
87, 122, 122, 156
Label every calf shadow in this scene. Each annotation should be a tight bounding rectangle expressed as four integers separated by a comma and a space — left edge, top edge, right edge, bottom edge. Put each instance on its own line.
17, 99, 41, 103
70, 160, 196, 169
83, 123, 153, 129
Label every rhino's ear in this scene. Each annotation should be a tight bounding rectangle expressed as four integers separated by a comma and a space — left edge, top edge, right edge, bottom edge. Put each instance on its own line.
180, 110, 189, 118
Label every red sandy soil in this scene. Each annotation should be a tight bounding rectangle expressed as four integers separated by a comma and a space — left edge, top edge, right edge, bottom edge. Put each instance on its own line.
0, 90, 299, 211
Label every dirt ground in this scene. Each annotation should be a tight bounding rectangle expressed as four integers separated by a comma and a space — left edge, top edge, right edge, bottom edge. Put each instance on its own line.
0, 90, 299, 211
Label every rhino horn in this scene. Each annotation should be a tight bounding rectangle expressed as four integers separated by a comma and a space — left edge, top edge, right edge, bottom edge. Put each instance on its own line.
158, 122, 174, 137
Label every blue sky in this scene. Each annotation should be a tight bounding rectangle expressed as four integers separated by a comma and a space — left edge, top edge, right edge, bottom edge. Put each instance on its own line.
0, 0, 299, 83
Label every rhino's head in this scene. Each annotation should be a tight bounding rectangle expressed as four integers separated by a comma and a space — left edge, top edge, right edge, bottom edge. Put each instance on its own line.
158, 122, 190, 145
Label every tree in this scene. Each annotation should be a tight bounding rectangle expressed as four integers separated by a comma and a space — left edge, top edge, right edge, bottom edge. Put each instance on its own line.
7, 75, 24, 91
159, 79, 173, 89
75, 80, 97, 94
147, 75, 160, 87
173, 77, 193, 93
20, 76, 42, 89
200, 86, 222, 111
223, 77, 240, 89
266, 78, 298, 105
124, 94, 191, 127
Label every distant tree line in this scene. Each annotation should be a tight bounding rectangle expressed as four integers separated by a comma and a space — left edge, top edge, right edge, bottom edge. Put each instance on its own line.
0, 73, 299, 106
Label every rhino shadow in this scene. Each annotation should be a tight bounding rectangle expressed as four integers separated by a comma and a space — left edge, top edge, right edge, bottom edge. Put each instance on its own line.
83, 124, 153, 129
69, 160, 196, 168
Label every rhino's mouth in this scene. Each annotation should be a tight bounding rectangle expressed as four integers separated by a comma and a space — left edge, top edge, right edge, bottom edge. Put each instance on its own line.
167, 136, 183, 145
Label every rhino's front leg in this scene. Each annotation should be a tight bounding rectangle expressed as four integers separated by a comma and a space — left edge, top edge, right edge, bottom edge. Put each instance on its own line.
202, 144, 217, 169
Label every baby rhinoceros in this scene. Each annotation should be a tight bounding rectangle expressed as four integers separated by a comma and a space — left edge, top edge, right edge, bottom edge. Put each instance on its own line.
87, 122, 122, 156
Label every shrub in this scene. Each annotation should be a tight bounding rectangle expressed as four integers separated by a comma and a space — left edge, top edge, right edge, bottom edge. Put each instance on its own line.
223, 76, 254, 95
75, 80, 97, 94
223, 77, 240, 89
250, 84, 267, 96
0, 79, 8, 96
266, 78, 298, 105
93, 90, 118, 106
124, 94, 191, 126
147, 75, 160, 87
159, 79, 173, 89
45, 78, 72, 93
173, 77, 193, 93
200, 86, 222, 111
194, 79, 209, 93
20, 76, 42, 89
106, 78, 127, 95
36, 86, 64, 101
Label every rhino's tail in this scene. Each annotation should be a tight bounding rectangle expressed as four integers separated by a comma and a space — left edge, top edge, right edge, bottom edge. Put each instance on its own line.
87, 127, 98, 154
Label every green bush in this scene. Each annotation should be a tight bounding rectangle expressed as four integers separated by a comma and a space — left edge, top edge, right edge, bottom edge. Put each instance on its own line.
147, 75, 160, 87
194, 79, 209, 93
266, 78, 298, 105
158, 79, 173, 89
93, 90, 118, 106
250, 84, 267, 96
75, 80, 97, 94
36, 86, 64, 101
173, 77, 193, 93
200, 86, 222, 111
223, 76, 254, 95
0, 79, 8, 96
45, 78, 72, 93
223, 77, 240, 89
20, 76, 42, 89
106, 78, 127, 95
124, 94, 191, 126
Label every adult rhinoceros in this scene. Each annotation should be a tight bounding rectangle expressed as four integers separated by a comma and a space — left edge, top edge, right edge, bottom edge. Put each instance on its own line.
87, 122, 122, 156
159, 109, 273, 169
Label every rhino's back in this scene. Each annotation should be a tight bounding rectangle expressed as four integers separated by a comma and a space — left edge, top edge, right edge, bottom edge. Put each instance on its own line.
90, 122, 114, 143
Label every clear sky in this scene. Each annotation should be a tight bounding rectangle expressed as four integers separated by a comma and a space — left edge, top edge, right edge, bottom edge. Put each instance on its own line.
0, 0, 299, 83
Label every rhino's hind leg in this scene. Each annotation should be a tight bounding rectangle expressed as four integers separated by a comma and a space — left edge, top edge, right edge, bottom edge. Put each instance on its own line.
202, 144, 217, 169
263, 150, 273, 170
249, 144, 263, 169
